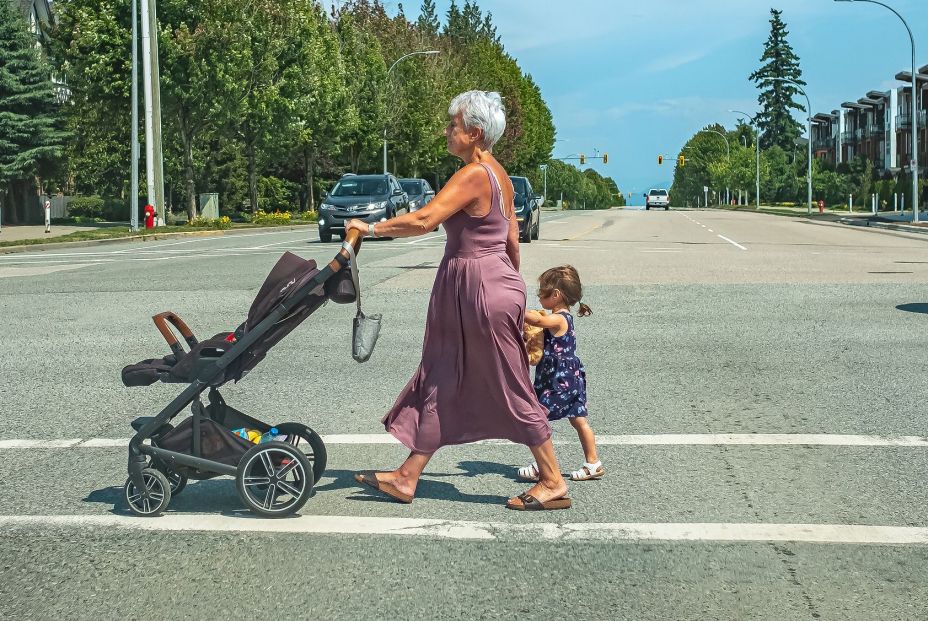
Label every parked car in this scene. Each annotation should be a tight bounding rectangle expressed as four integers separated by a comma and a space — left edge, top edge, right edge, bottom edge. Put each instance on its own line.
509, 175, 541, 243
645, 189, 670, 210
317, 174, 409, 242
399, 178, 435, 212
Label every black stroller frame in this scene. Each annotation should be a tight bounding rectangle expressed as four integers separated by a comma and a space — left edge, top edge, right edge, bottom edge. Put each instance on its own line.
123, 232, 363, 517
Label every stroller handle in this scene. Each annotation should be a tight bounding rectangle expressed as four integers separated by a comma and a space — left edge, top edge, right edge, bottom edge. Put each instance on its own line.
328, 228, 363, 272
152, 311, 198, 356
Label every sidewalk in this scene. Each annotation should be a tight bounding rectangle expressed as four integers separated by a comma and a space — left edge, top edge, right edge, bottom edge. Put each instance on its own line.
0, 222, 124, 243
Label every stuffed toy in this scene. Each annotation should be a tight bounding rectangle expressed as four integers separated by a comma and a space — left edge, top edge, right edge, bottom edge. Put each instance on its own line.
522, 310, 546, 366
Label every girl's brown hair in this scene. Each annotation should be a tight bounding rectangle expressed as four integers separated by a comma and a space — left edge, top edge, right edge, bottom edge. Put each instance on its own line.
538, 265, 592, 317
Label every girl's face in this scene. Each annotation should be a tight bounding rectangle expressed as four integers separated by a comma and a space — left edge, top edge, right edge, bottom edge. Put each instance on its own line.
537, 287, 560, 310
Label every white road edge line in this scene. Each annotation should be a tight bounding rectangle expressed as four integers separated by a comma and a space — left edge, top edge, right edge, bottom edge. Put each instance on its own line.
1, 514, 926, 544
407, 234, 446, 245
5, 434, 928, 450
717, 234, 747, 250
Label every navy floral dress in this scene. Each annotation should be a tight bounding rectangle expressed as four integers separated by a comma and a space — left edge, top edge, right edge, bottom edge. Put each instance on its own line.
533, 310, 587, 420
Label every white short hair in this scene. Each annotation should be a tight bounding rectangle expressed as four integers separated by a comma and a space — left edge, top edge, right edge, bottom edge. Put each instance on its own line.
448, 90, 506, 149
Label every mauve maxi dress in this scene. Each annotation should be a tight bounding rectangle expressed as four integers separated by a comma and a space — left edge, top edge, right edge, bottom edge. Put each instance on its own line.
382, 163, 551, 453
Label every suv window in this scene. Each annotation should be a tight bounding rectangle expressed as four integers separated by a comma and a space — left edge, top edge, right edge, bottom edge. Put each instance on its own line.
400, 180, 422, 195
331, 177, 389, 197
510, 177, 529, 197
649, 189, 668, 196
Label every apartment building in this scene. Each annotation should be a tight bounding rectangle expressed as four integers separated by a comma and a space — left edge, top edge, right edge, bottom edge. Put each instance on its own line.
813, 64, 928, 181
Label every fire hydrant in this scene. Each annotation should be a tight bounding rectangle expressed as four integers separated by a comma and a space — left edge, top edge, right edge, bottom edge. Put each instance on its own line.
817, 199, 825, 214
144, 204, 156, 229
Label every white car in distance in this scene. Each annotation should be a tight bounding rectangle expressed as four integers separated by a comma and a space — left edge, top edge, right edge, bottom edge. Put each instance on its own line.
646, 189, 670, 210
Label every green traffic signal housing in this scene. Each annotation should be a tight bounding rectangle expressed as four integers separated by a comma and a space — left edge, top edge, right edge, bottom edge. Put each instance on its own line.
602, 153, 608, 164
579, 154, 586, 165
658, 154, 663, 165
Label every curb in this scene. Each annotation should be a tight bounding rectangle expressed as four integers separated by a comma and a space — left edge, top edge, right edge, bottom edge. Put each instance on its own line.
836, 217, 928, 237
0, 223, 316, 255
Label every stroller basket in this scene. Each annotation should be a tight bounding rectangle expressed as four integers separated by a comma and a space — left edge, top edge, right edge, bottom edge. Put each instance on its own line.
121, 231, 364, 518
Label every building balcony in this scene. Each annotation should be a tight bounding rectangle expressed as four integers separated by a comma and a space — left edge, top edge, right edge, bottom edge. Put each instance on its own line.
841, 131, 858, 144
812, 138, 835, 151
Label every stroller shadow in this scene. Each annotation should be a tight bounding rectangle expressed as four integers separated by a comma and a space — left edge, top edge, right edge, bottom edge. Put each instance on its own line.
86, 460, 522, 514
84, 479, 247, 516
897, 303, 928, 315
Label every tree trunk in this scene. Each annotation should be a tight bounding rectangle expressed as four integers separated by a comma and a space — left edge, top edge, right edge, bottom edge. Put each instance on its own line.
179, 115, 197, 222
304, 147, 315, 211
247, 138, 258, 213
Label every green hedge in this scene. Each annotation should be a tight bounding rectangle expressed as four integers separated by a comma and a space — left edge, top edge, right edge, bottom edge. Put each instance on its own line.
67, 196, 131, 221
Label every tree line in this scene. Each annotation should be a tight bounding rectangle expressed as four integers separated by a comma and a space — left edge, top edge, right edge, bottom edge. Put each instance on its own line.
670, 8, 922, 209
0, 0, 622, 224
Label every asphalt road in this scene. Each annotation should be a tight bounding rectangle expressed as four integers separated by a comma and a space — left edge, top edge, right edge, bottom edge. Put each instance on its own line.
2, 207, 928, 620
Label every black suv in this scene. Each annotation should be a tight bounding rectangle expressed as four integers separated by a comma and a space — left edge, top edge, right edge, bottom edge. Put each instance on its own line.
509, 176, 541, 243
317, 174, 409, 242
399, 178, 435, 212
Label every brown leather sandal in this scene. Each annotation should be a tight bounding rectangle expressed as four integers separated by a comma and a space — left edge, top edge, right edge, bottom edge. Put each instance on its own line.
506, 492, 572, 511
354, 471, 413, 504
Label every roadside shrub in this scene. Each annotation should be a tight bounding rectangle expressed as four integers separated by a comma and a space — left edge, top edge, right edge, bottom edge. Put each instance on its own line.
188, 216, 232, 230
67, 196, 105, 219
252, 210, 291, 225
297, 210, 318, 222
258, 176, 298, 213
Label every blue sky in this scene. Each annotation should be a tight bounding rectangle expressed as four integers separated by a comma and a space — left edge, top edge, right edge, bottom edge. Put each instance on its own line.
381, 1, 928, 204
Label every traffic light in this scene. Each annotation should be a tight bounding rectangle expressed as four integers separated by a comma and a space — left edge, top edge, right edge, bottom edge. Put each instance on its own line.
678, 155, 685, 167
579, 154, 586, 165
657, 154, 663, 165
602, 153, 608, 164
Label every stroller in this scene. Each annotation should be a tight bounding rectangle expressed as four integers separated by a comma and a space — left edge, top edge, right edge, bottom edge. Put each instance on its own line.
120, 232, 364, 517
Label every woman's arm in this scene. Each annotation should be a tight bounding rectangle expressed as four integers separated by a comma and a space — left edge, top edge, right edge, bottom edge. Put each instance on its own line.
505, 211, 520, 271
346, 165, 484, 239
524, 310, 567, 333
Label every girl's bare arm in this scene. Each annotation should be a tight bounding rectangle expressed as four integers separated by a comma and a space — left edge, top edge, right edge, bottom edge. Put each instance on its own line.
524, 310, 567, 333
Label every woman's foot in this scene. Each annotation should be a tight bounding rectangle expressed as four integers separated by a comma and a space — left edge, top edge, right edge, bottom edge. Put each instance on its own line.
506, 477, 570, 510
569, 461, 605, 481
354, 470, 418, 503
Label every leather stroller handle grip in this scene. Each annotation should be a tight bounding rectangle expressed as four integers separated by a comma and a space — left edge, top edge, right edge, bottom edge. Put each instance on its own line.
152, 312, 197, 355
328, 228, 363, 271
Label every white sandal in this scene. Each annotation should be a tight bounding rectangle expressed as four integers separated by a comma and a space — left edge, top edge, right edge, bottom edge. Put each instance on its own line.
517, 462, 539, 481
569, 461, 605, 481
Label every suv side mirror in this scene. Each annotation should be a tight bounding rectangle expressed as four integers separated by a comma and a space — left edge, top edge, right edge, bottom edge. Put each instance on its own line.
392, 188, 403, 196
426, 190, 435, 197
322, 191, 328, 198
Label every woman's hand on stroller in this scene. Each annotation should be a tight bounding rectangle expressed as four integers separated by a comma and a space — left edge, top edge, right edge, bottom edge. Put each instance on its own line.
346, 219, 369, 237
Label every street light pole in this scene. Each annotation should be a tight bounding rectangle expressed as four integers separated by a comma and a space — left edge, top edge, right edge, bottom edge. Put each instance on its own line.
730, 110, 761, 209
540, 164, 548, 205
770, 77, 813, 214
834, 0, 918, 222
383, 50, 439, 174
130, 0, 139, 232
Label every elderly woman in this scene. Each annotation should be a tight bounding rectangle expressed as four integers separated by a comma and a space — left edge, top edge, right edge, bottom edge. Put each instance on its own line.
346, 91, 570, 511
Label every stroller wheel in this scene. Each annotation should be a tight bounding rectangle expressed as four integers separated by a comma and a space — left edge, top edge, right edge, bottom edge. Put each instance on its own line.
159, 466, 188, 496
124, 468, 172, 516
236, 442, 314, 518
273, 423, 327, 482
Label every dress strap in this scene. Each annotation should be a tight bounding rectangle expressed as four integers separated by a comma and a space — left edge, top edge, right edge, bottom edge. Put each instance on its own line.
479, 163, 511, 220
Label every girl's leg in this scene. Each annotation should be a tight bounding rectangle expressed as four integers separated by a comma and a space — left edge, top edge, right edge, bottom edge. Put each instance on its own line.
508, 438, 568, 506
569, 416, 599, 464
374, 451, 433, 498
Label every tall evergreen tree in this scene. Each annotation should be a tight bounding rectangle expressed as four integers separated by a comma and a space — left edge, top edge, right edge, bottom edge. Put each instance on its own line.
0, 0, 66, 224
749, 9, 805, 151
416, 0, 440, 36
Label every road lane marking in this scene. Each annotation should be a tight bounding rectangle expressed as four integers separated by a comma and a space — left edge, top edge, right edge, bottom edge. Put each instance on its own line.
2, 514, 927, 545
718, 234, 747, 250
5, 434, 928, 450
567, 224, 600, 241
406, 234, 446, 245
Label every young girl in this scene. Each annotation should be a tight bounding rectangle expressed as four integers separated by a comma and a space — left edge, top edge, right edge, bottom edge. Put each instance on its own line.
519, 265, 604, 482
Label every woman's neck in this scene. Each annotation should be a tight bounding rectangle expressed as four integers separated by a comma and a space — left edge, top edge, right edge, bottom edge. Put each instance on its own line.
462, 146, 492, 165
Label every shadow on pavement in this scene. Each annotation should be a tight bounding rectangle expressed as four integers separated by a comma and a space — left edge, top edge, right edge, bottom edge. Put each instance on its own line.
896, 303, 928, 315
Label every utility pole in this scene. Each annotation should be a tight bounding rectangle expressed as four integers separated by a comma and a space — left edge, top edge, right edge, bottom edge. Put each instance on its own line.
130, 0, 139, 232
140, 0, 165, 224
